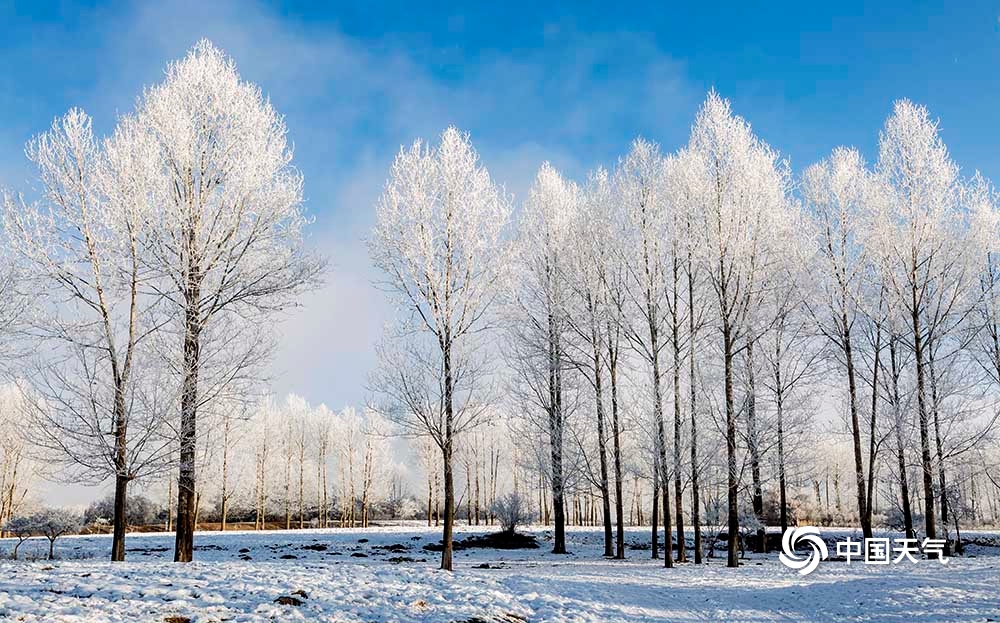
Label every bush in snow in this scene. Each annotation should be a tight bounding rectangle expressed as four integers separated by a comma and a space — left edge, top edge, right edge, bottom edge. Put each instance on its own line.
491, 493, 530, 535
3, 515, 36, 560
32, 508, 83, 560
84, 493, 158, 529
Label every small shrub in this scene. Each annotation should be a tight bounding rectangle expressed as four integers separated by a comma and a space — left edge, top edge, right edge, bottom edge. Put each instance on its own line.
3, 515, 36, 560
490, 493, 531, 535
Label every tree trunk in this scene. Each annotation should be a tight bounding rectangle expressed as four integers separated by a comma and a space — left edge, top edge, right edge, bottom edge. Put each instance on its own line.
775, 349, 788, 535
107, 369, 131, 561
441, 442, 454, 570
321, 444, 329, 528
111, 471, 128, 562
928, 345, 949, 527
910, 287, 937, 540
440, 334, 456, 571
843, 313, 872, 540
687, 258, 702, 564
723, 322, 739, 568
221, 416, 230, 532
174, 306, 200, 563
672, 257, 685, 563
549, 307, 567, 555
651, 464, 659, 559
592, 337, 613, 557
608, 331, 626, 559
648, 285, 672, 568
427, 470, 433, 527
746, 340, 765, 553
166, 478, 173, 533
298, 441, 305, 530
474, 454, 481, 526
866, 322, 881, 531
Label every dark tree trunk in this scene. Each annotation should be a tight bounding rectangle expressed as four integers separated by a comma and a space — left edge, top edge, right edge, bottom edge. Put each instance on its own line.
746, 340, 765, 553
441, 335, 455, 571
593, 339, 613, 557
687, 256, 702, 564
608, 331, 626, 559
111, 385, 129, 562
549, 309, 567, 555
866, 321, 881, 531
441, 443, 454, 570
843, 313, 872, 540
672, 257, 685, 562
910, 286, 937, 540
174, 214, 202, 563
653, 346, 673, 569
174, 306, 200, 563
928, 344, 950, 554
651, 464, 659, 560
111, 472, 128, 562
889, 337, 915, 540
724, 323, 739, 568
775, 354, 788, 535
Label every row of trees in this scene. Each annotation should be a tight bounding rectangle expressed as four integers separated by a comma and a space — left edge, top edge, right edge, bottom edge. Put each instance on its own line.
202, 396, 406, 531
3, 39, 999, 573
0, 41, 322, 562
3, 508, 81, 560
370, 92, 1000, 570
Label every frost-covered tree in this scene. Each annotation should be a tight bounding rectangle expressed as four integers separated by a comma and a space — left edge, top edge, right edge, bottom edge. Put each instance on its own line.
968, 176, 1000, 387
0, 386, 34, 533
311, 404, 334, 528
32, 507, 82, 560
687, 91, 791, 567
802, 147, 877, 539
507, 162, 579, 555
564, 168, 618, 557
871, 100, 982, 540
0, 247, 23, 371
2, 109, 168, 562
369, 126, 510, 571
3, 514, 35, 560
128, 41, 322, 562
615, 139, 674, 567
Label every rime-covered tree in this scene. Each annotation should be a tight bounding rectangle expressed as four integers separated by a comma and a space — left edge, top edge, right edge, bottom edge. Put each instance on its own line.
802, 147, 877, 539
129, 41, 322, 561
507, 162, 579, 555
687, 92, 791, 567
871, 100, 981, 540
369, 127, 510, 570
564, 168, 618, 557
615, 139, 675, 567
2, 110, 168, 561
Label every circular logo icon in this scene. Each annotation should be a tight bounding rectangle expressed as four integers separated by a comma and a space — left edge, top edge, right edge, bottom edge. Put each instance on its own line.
779, 526, 829, 576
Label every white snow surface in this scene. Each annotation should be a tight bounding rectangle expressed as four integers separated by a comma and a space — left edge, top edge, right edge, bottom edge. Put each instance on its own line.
1, 525, 998, 622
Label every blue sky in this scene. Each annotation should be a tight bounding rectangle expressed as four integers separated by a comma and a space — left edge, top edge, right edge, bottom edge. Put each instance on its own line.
1, 0, 999, 442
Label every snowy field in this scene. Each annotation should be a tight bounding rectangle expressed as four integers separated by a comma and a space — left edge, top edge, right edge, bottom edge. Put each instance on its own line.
1, 525, 999, 622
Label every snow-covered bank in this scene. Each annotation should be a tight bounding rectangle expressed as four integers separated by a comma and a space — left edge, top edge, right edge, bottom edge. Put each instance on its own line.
1, 526, 998, 622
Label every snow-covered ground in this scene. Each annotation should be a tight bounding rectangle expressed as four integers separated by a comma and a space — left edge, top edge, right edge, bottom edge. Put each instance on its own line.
1, 525, 999, 622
